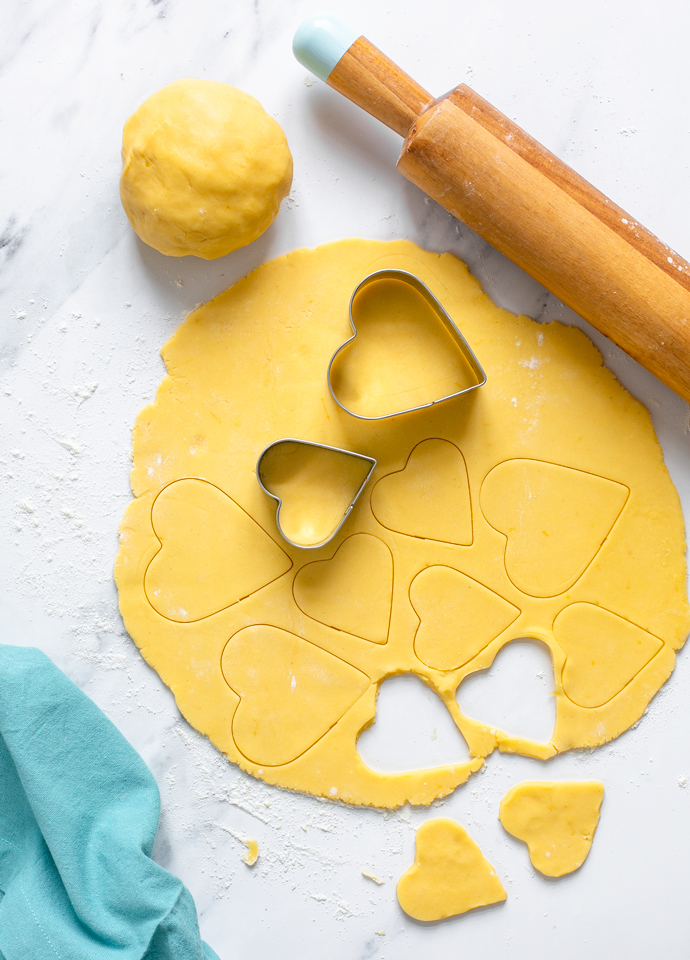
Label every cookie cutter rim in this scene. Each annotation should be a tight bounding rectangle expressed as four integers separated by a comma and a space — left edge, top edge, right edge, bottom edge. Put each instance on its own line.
327, 268, 487, 421
256, 437, 377, 550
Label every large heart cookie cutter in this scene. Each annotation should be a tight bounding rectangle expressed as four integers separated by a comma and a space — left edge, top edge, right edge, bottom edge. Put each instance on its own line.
328, 269, 486, 420
256, 438, 377, 550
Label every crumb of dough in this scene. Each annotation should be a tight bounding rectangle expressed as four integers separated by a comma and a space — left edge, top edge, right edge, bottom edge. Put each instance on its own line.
242, 839, 259, 866
362, 870, 384, 885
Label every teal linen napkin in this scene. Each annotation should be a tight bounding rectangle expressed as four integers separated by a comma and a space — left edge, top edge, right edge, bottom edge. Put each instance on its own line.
0, 644, 220, 960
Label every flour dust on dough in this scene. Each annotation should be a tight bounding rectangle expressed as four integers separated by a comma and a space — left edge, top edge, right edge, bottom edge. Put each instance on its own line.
115, 239, 689, 808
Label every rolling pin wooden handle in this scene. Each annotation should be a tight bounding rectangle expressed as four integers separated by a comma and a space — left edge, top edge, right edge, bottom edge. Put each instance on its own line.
294, 16, 690, 403
399, 86, 690, 402
293, 15, 432, 136
327, 37, 432, 137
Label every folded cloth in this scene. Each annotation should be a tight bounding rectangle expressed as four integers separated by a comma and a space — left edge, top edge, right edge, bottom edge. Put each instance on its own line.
0, 644, 219, 960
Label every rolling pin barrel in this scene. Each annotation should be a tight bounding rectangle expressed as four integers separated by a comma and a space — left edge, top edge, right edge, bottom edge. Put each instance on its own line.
294, 15, 690, 404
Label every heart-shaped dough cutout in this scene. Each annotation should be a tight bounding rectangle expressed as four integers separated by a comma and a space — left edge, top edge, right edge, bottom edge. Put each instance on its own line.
397, 818, 506, 921
257, 439, 375, 549
411, 565, 520, 670
371, 439, 472, 545
328, 271, 484, 419
145, 479, 291, 622
293, 533, 393, 643
499, 780, 604, 877
357, 674, 470, 772
221, 625, 369, 766
481, 459, 629, 597
554, 603, 662, 707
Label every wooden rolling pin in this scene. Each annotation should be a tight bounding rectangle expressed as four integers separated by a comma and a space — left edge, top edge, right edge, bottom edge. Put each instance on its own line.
294, 14, 690, 403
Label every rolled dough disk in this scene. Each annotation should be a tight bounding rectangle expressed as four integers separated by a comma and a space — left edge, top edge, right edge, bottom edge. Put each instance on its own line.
396, 818, 506, 921
115, 238, 689, 808
499, 780, 604, 877
120, 79, 292, 259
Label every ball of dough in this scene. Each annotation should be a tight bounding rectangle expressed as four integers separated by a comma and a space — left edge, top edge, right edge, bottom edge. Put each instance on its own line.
120, 79, 293, 259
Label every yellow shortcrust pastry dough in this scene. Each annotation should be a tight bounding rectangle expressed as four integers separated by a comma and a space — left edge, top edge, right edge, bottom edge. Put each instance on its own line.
397, 819, 506, 921
242, 840, 259, 867
120, 79, 292, 259
115, 238, 689, 808
499, 780, 604, 877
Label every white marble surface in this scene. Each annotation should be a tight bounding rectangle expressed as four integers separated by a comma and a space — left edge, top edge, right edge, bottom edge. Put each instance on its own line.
2, 0, 690, 956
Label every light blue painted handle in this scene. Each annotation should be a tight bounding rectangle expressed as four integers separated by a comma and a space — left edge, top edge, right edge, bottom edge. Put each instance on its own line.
292, 12, 360, 83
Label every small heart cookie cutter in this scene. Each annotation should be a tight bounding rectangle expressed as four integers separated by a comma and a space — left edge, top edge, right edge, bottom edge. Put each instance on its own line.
256, 438, 377, 550
328, 269, 487, 420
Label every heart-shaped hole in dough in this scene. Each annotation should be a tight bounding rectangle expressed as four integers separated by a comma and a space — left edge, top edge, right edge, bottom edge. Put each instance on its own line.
328, 270, 485, 420
357, 674, 470, 772
456, 639, 556, 745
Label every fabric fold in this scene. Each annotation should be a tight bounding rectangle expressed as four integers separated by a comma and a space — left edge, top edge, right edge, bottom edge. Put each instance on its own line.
0, 644, 219, 960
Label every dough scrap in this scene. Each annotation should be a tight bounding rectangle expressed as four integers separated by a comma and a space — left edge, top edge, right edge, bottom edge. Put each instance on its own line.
115, 238, 689, 807
120, 79, 292, 259
396, 818, 506, 921
242, 840, 258, 866
499, 780, 604, 877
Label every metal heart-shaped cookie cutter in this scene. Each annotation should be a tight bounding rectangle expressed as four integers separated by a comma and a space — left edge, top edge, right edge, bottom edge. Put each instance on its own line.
256, 438, 377, 550
328, 269, 486, 420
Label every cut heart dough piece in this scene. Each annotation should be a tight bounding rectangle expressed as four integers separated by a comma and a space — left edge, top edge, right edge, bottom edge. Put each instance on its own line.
499, 780, 604, 877
371, 439, 472, 545
397, 818, 506, 921
481, 459, 629, 597
293, 533, 393, 643
554, 603, 662, 707
222, 625, 369, 765
411, 565, 520, 670
145, 479, 291, 622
